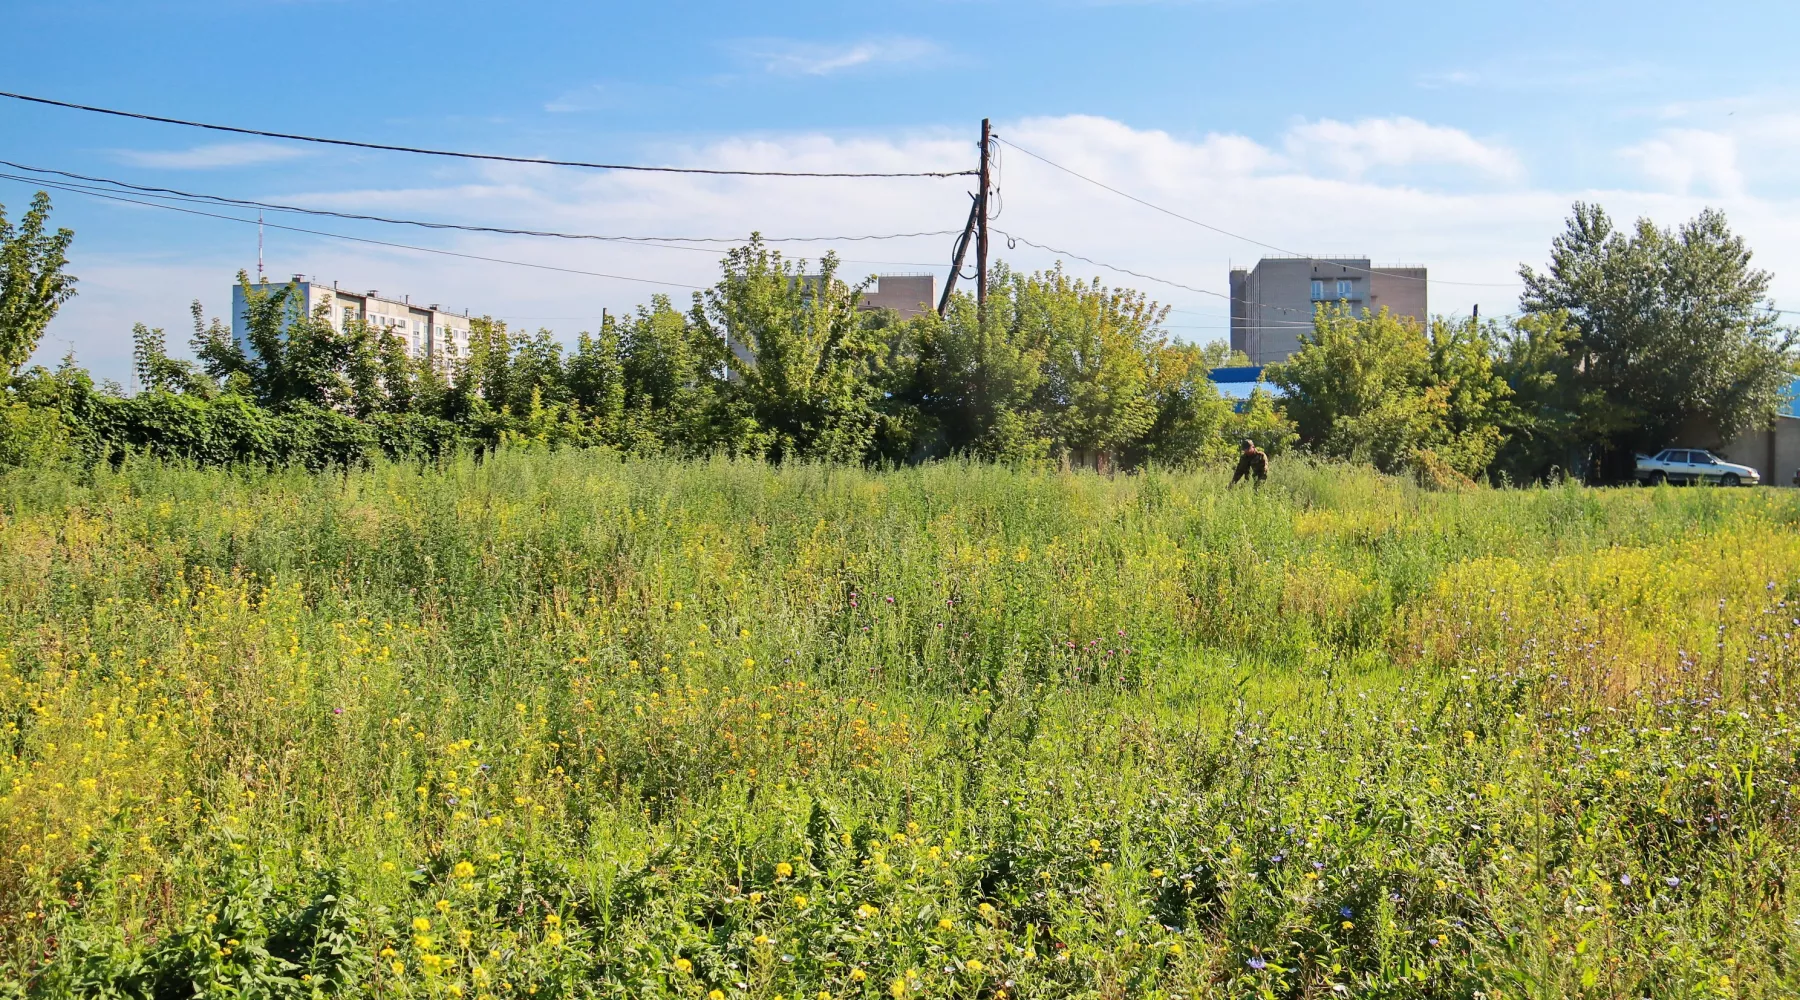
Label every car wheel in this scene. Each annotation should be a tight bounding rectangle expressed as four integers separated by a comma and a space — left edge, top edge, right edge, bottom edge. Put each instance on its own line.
1648, 470, 1666, 485
1722, 473, 1741, 487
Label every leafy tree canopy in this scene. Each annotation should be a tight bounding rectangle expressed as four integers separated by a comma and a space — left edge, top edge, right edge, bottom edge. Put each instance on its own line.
0, 192, 77, 379
1520, 203, 1795, 479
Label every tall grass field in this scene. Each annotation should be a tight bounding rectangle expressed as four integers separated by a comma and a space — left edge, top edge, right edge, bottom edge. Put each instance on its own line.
4, 453, 1800, 998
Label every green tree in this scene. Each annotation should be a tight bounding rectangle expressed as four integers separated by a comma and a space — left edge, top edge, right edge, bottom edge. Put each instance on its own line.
1489, 310, 1588, 483
377, 332, 416, 414
341, 321, 390, 418
899, 272, 1047, 461
1268, 305, 1511, 480
1127, 340, 1235, 469
1223, 386, 1298, 458
1022, 267, 1161, 469
509, 328, 570, 412
622, 295, 728, 453
0, 192, 77, 379
1420, 315, 1514, 480
568, 320, 626, 441
463, 316, 514, 412
697, 240, 878, 462
903, 265, 1248, 469
193, 274, 360, 409
131, 322, 210, 396
1520, 203, 1796, 480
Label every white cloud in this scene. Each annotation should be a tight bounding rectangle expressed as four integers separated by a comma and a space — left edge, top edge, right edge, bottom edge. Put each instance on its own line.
543, 82, 662, 114
544, 85, 620, 114
1283, 117, 1524, 181
1619, 129, 1744, 197
37, 114, 1800, 380
114, 142, 309, 169
1415, 56, 1654, 93
733, 36, 941, 76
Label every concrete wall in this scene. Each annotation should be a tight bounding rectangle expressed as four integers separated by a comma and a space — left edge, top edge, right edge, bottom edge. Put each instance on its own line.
1715, 415, 1800, 486
1229, 269, 1249, 355
1228, 258, 1431, 365
861, 274, 936, 319
1232, 258, 1366, 365
233, 279, 330, 350
1233, 258, 1320, 365
1369, 267, 1428, 326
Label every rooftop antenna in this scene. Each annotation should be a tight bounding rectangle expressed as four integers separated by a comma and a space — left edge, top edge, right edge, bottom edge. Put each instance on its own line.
257, 211, 265, 283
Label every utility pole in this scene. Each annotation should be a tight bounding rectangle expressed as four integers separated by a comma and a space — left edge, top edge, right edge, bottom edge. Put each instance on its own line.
976, 118, 991, 313
937, 118, 993, 318
257, 211, 265, 284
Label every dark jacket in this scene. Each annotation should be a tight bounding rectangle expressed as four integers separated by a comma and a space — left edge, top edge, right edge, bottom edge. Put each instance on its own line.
1231, 447, 1269, 485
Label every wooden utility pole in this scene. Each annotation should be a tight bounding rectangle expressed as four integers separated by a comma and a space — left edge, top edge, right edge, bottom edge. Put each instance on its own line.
976, 118, 991, 312
937, 118, 994, 318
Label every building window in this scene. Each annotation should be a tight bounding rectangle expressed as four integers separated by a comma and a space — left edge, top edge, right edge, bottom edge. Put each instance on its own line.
1337, 279, 1353, 299
1310, 280, 1324, 300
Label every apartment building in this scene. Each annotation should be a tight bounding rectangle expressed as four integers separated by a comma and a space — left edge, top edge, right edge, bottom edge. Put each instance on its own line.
1229, 257, 1428, 365
231, 277, 475, 361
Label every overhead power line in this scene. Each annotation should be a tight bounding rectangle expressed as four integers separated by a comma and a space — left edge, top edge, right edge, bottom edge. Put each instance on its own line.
995, 136, 1521, 290
0, 90, 976, 179
995, 229, 1406, 328
0, 172, 705, 290
995, 229, 1229, 300
0, 159, 962, 247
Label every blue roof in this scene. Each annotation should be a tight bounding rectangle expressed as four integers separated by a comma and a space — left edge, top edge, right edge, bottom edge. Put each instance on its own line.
1208, 366, 1264, 383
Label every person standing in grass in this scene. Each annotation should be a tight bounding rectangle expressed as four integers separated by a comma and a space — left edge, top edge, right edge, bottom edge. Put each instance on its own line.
1231, 438, 1269, 487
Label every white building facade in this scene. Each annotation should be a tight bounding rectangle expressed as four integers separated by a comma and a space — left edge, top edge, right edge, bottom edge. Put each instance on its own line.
232, 277, 474, 361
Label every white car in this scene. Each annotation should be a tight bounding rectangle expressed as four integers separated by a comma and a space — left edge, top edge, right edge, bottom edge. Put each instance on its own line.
1635, 448, 1760, 486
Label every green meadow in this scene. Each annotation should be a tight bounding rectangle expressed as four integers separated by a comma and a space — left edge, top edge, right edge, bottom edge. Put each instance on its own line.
4, 453, 1799, 998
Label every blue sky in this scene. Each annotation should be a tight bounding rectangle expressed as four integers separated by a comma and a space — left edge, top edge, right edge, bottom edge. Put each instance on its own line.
6, 0, 1799, 380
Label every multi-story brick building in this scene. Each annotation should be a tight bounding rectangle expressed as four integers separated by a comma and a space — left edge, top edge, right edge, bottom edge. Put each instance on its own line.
1229, 257, 1428, 365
